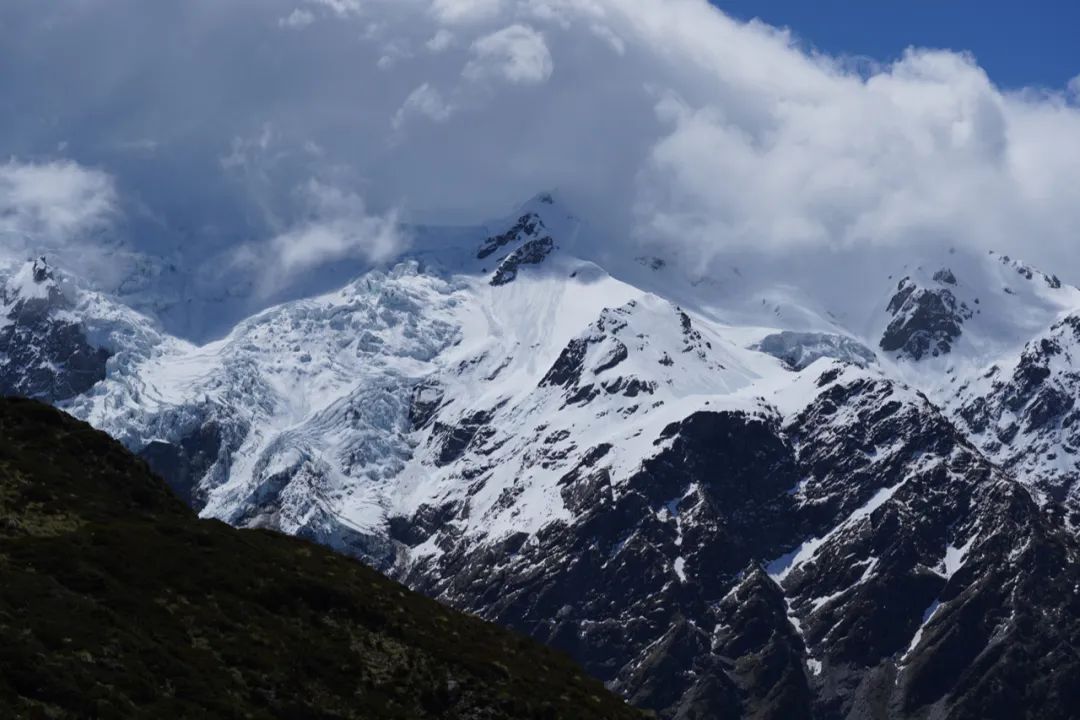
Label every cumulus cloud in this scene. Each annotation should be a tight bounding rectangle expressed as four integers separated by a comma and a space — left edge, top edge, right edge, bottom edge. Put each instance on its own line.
279, 9, 315, 29
427, 28, 455, 53
393, 83, 455, 130
0, 160, 117, 256
637, 49, 1018, 252
306, 0, 363, 18
1068, 74, 1080, 103
5, 0, 1080, 314
233, 180, 406, 297
431, 0, 504, 25
464, 25, 553, 85
0, 159, 136, 290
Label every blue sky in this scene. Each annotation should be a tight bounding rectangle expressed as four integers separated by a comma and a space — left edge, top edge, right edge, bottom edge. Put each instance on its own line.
715, 0, 1080, 89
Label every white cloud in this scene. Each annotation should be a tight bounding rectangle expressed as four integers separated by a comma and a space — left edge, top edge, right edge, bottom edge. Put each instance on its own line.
393, 83, 455, 130
589, 23, 625, 55
464, 24, 553, 85
9, 0, 1080, 302
0, 160, 117, 249
426, 28, 455, 52
1068, 74, 1080, 102
431, 0, 504, 25
307, 0, 363, 18
279, 9, 315, 29
376, 40, 413, 71
234, 180, 406, 296
220, 124, 276, 173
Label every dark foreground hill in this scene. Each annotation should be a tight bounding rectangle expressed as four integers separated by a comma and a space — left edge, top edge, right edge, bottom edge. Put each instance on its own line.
0, 398, 643, 720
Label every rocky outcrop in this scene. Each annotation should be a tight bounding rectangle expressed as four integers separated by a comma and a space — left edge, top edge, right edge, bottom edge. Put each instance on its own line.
881, 275, 973, 360
0, 258, 110, 403
477, 213, 545, 260
953, 314, 1080, 522
757, 331, 876, 370
490, 237, 555, 286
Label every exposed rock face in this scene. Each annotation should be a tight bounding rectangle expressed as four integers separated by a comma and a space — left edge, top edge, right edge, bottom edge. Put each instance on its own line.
932, 268, 957, 285
401, 407, 800, 704
953, 313, 1080, 524
881, 275, 973, 360
490, 237, 555, 286
706, 568, 814, 720
477, 213, 545, 260
432, 409, 496, 466
397, 361, 1080, 720
0, 259, 110, 403
140, 421, 226, 508
539, 303, 644, 403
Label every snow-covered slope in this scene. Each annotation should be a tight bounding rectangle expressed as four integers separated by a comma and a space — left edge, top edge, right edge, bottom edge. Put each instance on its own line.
4, 195, 1080, 719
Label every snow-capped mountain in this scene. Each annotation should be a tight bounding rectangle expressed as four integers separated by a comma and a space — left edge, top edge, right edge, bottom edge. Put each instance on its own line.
3, 195, 1080, 719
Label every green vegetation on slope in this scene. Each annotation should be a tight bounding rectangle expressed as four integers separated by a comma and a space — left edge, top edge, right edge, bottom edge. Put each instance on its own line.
0, 398, 644, 720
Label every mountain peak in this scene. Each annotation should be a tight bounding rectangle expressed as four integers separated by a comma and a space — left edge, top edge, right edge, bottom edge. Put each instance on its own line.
509, 190, 580, 242
880, 275, 972, 360
31, 255, 52, 284
518, 189, 561, 213
4, 255, 64, 306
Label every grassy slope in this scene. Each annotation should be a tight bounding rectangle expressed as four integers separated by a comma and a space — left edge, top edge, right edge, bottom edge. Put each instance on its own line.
0, 398, 644, 720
